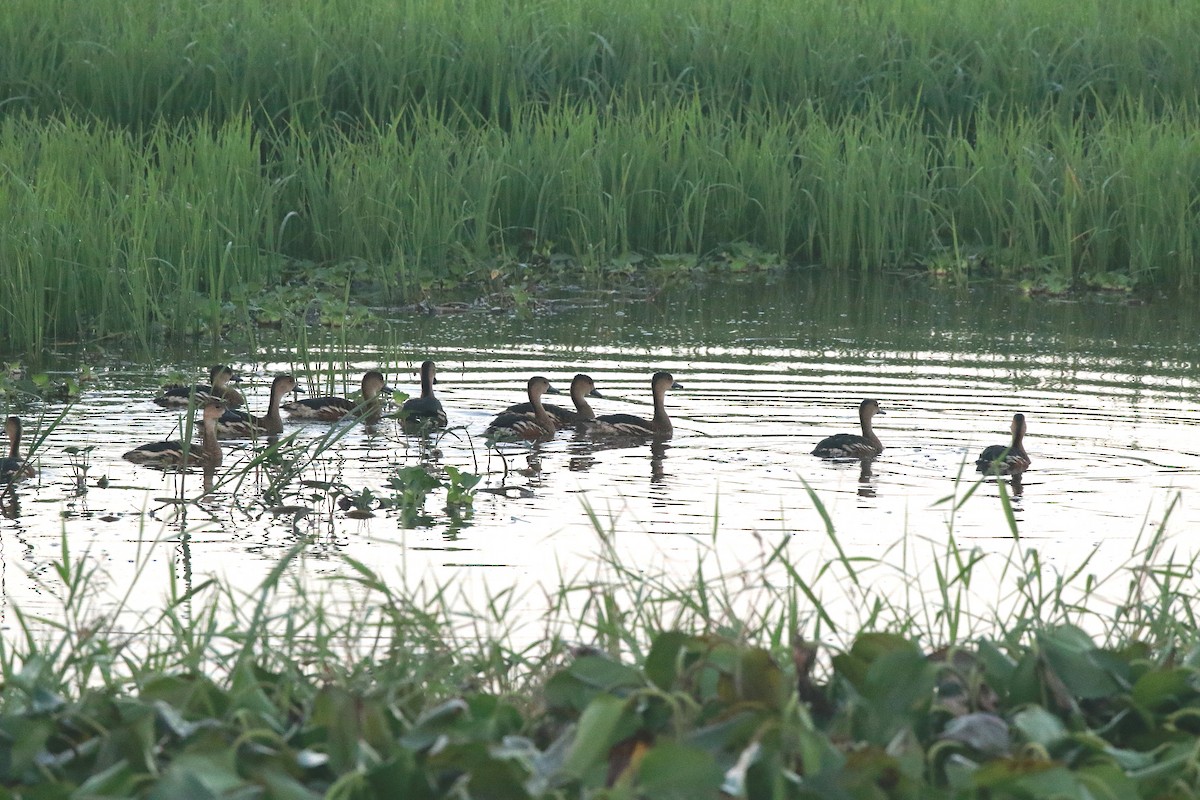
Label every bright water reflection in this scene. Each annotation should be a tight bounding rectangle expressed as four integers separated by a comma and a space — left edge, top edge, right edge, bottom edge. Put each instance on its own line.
3, 271, 1199, 634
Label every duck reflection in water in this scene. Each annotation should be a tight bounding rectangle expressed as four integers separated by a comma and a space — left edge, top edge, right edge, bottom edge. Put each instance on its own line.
566, 429, 672, 485
2, 487, 21, 519
650, 439, 669, 484
857, 458, 876, 498
519, 451, 544, 484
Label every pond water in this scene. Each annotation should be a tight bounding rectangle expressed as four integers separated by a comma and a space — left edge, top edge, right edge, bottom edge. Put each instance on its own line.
3, 271, 1199, 638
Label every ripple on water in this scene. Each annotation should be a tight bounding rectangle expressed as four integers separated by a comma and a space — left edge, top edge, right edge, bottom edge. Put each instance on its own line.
4, 274, 1200, 631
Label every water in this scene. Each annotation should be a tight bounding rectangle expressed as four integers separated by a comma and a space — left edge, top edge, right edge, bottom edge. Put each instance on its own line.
3, 271, 1199, 635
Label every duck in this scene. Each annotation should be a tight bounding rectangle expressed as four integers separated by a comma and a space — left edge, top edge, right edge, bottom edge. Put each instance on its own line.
486, 376, 559, 439
281, 371, 392, 421
400, 360, 448, 427
154, 365, 245, 409
215, 375, 300, 438
812, 399, 885, 459
975, 413, 1031, 475
586, 371, 681, 438
1, 416, 36, 483
123, 399, 227, 467
505, 373, 601, 427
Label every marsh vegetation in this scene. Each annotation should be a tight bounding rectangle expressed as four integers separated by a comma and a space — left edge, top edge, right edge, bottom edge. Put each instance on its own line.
2, 493, 1197, 797
4, 0, 1200, 352
6, 1, 1200, 794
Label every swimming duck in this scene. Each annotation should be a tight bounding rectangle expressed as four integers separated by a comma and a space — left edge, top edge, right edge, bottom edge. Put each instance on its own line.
123, 400, 227, 468
506, 373, 601, 426
586, 371, 680, 438
281, 371, 391, 421
812, 399, 885, 459
400, 360, 448, 427
154, 365, 245, 409
486, 376, 559, 439
215, 375, 300, 438
1, 416, 36, 483
975, 413, 1031, 475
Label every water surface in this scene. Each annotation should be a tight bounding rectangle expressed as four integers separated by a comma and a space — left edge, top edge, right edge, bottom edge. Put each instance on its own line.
3, 271, 1198, 634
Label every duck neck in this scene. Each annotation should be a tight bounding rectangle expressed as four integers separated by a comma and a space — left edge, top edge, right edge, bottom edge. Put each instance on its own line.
652, 387, 672, 435
530, 391, 555, 431
421, 371, 436, 400
201, 416, 222, 466
859, 413, 882, 451
264, 386, 285, 428
1010, 430, 1028, 460
571, 388, 595, 420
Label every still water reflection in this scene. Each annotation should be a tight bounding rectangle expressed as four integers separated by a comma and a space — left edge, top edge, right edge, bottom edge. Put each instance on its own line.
2, 271, 1199, 632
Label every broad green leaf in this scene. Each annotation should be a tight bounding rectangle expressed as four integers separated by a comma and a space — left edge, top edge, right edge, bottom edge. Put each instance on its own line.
309, 685, 360, 774
644, 632, 692, 691
0, 716, 55, 778
567, 656, 644, 691
560, 694, 634, 780
852, 633, 921, 664
256, 767, 324, 800
400, 698, 469, 751
1011, 707, 1067, 749
543, 656, 643, 713
1075, 762, 1140, 800
1131, 668, 1196, 711
1038, 626, 1128, 700
975, 638, 1017, 685
154, 700, 199, 740
74, 760, 141, 797
637, 742, 723, 799
1006, 651, 1042, 707
147, 751, 245, 799
366, 753, 433, 800
29, 688, 65, 715
860, 649, 936, 742
732, 648, 786, 710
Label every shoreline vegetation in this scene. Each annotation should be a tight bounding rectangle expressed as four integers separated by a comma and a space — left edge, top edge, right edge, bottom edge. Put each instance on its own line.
2, 495, 1198, 796
3, 0, 1200, 352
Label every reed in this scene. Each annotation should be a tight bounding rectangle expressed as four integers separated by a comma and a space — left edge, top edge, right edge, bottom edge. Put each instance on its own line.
4, 0, 1200, 128
6, 104, 1200, 352
5, 0, 1200, 352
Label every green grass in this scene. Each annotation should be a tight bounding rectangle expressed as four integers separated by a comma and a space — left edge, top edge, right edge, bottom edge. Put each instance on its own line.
2, 487, 1198, 796
5, 0, 1200, 353
5, 104, 1200, 352
3, 0, 1200, 128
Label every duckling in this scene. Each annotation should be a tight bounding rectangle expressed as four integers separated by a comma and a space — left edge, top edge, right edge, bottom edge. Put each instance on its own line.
1, 416, 36, 483
975, 413, 1031, 475
154, 365, 245, 409
486, 376, 559, 439
281, 371, 391, 421
400, 360, 448, 427
123, 400, 226, 467
215, 375, 300, 438
586, 371, 680, 438
506, 373, 601, 426
812, 399, 885, 459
